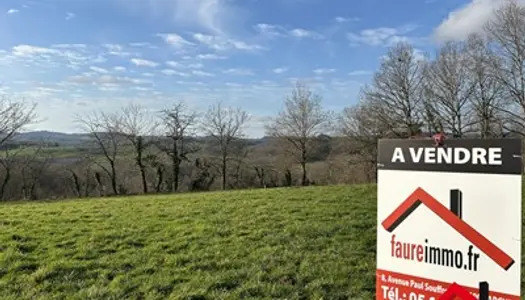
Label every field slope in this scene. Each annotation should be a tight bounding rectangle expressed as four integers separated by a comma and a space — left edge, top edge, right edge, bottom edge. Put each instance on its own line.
6, 184, 518, 299
0, 186, 376, 299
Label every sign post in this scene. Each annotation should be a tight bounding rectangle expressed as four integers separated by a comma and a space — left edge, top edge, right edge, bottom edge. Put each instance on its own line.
376, 139, 522, 300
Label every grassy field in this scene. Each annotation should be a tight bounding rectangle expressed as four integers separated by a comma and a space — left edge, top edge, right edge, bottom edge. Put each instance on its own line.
4, 184, 524, 299
0, 185, 376, 299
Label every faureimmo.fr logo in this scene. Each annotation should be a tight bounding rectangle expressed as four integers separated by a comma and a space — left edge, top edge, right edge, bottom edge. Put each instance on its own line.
381, 187, 514, 271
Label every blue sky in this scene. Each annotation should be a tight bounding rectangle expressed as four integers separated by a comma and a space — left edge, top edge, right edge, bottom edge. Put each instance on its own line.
0, 0, 500, 136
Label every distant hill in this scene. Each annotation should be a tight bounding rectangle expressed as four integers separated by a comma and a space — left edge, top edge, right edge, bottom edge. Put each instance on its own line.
11, 131, 272, 147
13, 131, 91, 146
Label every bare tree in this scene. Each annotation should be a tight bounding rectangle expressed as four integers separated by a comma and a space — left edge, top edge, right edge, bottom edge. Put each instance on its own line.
266, 82, 331, 186
68, 168, 82, 198
119, 104, 159, 194
144, 153, 165, 193
229, 140, 251, 189
201, 101, 249, 190
464, 33, 507, 138
20, 147, 51, 200
485, 0, 525, 135
363, 42, 425, 138
0, 96, 38, 147
0, 147, 27, 200
339, 96, 391, 182
66, 157, 99, 198
159, 102, 200, 192
421, 93, 441, 137
75, 111, 124, 195
423, 41, 475, 138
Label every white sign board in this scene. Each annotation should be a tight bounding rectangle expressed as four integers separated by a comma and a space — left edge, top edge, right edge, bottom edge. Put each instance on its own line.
376, 139, 522, 300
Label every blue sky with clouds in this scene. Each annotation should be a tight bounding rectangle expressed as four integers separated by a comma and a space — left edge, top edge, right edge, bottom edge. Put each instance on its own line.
0, 0, 504, 136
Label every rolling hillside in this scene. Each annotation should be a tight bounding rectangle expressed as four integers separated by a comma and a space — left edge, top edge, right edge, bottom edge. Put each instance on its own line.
0, 185, 376, 299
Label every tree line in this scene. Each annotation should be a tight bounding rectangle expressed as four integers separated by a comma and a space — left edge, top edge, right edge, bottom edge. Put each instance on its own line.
341, 0, 525, 179
0, 0, 523, 201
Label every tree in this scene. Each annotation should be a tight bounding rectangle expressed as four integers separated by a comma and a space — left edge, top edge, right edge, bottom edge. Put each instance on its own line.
0, 96, 37, 147
485, 0, 525, 135
464, 33, 507, 138
0, 147, 25, 200
339, 96, 391, 182
228, 139, 251, 189
201, 101, 249, 190
159, 102, 200, 192
75, 111, 124, 195
266, 82, 331, 186
20, 148, 51, 200
119, 104, 159, 194
363, 42, 425, 138
423, 41, 475, 138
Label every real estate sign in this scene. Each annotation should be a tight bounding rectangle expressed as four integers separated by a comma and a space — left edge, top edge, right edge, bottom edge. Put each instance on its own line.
376, 139, 522, 300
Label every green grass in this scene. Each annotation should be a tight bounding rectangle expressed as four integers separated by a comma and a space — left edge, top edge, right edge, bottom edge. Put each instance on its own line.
0, 146, 84, 159
0, 145, 139, 160
0, 185, 376, 299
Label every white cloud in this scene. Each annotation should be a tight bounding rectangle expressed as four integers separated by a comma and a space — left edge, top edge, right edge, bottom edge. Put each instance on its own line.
196, 53, 226, 60
223, 68, 254, 75
433, 0, 512, 42
7, 9, 19, 14
157, 33, 194, 49
163, 60, 202, 71
36, 87, 64, 94
6, 44, 113, 71
91, 56, 107, 64
89, 66, 109, 73
171, 0, 246, 35
103, 44, 121, 52
151, 0, 222, 34
66, 74, 148, 85
161, 69, 176, 75
130, 58, 159, 67
334, 16, 360, 23
192, 33, 264, 51
192, 70, 214, 77
66, 12, 76, 20
103, 44, 133, 56
166, 61, 181, 68
273, 67, 288, 74
12, 45, 58, 56
225, 82, 243, 87
288, 28, 323, 39
52, 44, 87, 49
117, 0, 244, 35
161, 69, 189, 76
254, 23, 285, 38
129, 42, 157, 49
348, 70, 372, 76
347, 24, 419, 46
187, 63, 204, 69
134, 86, 152, 91
114, 66, 126, 72
255, 23, 324, 40
313, 68, 336, 75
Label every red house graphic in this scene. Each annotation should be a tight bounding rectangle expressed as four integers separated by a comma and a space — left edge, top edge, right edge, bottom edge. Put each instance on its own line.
381, 187, 514, 270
